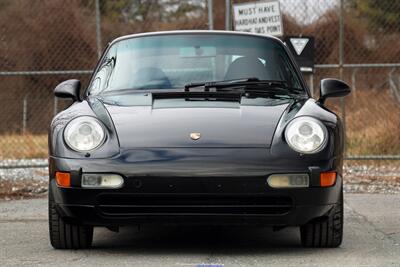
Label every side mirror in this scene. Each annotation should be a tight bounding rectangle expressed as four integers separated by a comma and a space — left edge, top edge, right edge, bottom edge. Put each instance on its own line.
318, 78, 351, 104
54, 79, 81, 101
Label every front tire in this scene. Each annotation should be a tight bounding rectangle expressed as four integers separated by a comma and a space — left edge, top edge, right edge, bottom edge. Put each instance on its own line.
48, 188, 93, 249
300, 191, 343, 248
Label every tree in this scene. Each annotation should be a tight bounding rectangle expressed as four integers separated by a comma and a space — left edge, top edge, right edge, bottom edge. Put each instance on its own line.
348, 0, 400, 31
81, 0, 205, 23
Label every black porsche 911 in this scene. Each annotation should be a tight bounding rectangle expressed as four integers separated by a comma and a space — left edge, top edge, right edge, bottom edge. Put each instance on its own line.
48, 30, 350, 249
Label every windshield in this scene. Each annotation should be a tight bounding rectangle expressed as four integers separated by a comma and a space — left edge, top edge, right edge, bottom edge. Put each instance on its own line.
88, 33, 304, 95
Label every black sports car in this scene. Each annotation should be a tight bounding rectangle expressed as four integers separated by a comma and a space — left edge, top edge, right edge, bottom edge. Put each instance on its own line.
48, 31, 350, 249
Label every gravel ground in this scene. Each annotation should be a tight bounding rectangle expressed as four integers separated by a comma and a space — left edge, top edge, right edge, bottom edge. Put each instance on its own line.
0, 159, 399, 200
343, 163, 400, 194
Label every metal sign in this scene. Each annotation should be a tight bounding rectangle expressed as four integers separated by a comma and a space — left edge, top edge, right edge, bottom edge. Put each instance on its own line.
233, 0, 283, 36
284, 36, 315, 73
290, 38, 309, 56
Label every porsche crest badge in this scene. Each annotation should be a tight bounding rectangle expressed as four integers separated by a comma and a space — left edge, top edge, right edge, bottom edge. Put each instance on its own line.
190, 132, 201, 140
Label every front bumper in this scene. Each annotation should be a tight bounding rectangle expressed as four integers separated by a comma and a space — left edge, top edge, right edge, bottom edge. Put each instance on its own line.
49, 148, 343, 227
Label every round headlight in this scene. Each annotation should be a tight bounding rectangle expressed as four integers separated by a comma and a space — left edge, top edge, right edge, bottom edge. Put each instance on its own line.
285, 117, 328, 154
64, 116, 106, 152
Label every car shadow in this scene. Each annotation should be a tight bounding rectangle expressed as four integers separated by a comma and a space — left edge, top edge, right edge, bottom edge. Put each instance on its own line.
91, 225, 316, 255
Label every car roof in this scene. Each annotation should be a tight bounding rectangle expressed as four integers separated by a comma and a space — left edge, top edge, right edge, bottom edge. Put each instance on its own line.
110, 30, 284, 46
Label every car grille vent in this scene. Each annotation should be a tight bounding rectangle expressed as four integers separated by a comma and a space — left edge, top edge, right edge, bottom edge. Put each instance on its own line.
97, 194, 293, 216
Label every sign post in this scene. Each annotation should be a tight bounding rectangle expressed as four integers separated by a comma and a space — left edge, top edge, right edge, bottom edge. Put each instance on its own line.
284, 36, 315, 73
284, 36, 315, 96
233, 0, 283, 36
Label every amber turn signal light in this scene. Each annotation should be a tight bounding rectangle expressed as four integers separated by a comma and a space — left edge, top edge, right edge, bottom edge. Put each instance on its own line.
320, 172, 337, 187
55, 172, 71, 187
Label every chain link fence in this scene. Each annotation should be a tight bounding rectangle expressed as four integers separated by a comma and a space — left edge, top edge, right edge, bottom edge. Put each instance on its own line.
0, 0, 399, 165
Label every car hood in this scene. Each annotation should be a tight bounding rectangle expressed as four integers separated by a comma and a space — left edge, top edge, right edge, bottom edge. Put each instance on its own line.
104, 101, 290, 148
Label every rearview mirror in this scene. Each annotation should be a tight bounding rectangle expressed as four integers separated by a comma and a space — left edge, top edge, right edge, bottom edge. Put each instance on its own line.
54, 79, 81, 101
318, 78, 351, 104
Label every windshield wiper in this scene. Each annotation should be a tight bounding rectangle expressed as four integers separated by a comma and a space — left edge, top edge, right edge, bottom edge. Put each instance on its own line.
184, 77, 304, 95
184, 77, 255, 90
185, 77, 284, 90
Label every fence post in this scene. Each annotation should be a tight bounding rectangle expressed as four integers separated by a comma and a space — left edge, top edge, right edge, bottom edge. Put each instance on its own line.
53, 97, 58, 117
22, 94, 28, 134
95, 0, 102, 59
351, 68, 358, 97
225, 0, 231, 30
389, 68, 400, 103
208, 0, 214, 30
309, 74, 314, 97
339, 0, 346, 156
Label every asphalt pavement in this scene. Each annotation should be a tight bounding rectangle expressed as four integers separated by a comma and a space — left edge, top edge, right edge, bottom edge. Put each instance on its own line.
0, 193, 399, 267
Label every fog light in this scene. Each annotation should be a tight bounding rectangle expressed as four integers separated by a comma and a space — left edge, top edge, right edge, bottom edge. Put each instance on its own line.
267, 174, 309, 188
82, 173, 124, 188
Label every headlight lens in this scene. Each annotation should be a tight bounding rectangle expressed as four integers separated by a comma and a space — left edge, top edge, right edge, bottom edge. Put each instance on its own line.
64, 116, 106, 152
285, 117, 328, 154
